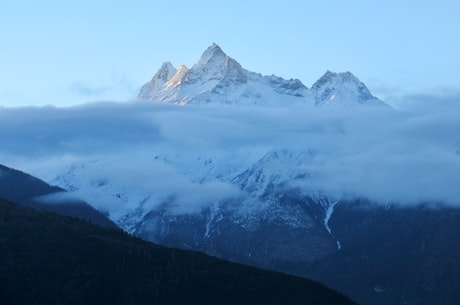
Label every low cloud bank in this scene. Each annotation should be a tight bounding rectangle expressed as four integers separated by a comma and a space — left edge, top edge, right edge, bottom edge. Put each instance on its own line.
1, 96, 459, 214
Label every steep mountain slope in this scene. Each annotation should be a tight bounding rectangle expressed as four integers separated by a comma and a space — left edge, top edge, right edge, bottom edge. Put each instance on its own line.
0, 164, 114, 228
0, 198, 358, 305
303, 201, 460, 305
138, 43, 383, 107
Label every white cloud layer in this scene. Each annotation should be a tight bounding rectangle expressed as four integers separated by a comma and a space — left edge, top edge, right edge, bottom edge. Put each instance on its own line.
1, 96, 460, 215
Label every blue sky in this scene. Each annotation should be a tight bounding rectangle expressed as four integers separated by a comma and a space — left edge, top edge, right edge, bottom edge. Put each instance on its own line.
0, 0, 459, 107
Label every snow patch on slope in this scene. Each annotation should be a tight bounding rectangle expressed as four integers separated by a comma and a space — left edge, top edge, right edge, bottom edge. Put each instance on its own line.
311, 190, 341, 249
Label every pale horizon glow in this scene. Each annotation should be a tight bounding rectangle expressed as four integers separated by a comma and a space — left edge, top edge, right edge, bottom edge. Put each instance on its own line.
0, 0, 459, 108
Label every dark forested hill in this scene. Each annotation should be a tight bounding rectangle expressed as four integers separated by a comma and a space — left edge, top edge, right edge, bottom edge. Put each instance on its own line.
0, 164, 114, 228
0, 198, 357, 305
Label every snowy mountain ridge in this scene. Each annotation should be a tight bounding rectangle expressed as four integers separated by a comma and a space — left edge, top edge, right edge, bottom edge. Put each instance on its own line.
138, 43, 386, 108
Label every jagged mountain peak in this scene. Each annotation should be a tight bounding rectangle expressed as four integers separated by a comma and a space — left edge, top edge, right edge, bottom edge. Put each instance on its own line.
311, 70, 384, 108
187, 43, 247, 85
153, 62, 176, 82
313, 71, 362, 88
193, 43, 228, 71
137, 61, 178, 99
199, 43, 227, 62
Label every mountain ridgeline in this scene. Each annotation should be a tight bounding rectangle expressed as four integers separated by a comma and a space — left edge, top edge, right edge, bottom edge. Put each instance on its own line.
138, 43, 387, 108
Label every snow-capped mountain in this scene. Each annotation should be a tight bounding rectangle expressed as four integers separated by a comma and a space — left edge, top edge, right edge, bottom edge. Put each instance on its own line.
138, 43, 384, 108
311, 71, 386, 108
48, 43, 391, 283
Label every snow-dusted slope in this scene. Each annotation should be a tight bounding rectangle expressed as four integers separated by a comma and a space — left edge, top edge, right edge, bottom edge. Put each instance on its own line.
231, 149, 341, 247
50, 155, 243, 233
138, 43, 388, 109
233, 150, 315, 197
